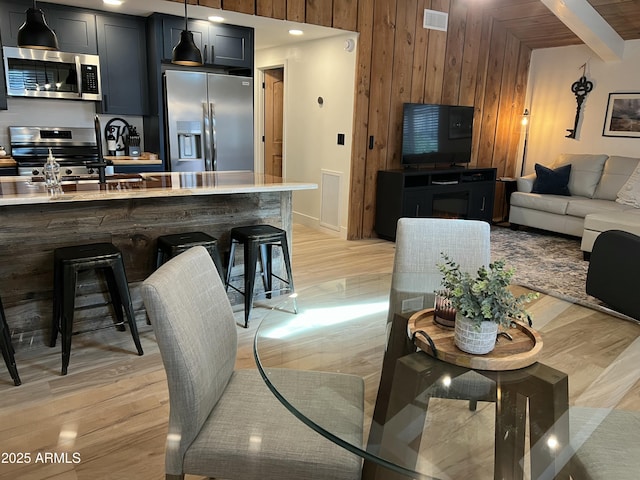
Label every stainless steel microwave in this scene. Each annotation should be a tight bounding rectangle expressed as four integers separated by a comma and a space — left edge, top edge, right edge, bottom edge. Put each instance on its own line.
3, 46, 101, 101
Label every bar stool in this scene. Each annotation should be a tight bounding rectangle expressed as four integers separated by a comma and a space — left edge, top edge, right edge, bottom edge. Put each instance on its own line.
225, 224, 296, 328
156, 231, 224, 279
51, 242, 144, 375
0, 295, 21, 386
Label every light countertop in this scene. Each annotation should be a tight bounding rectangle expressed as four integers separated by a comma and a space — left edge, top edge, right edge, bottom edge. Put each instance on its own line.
0, 155, 161, 167
0, 171, 317, 206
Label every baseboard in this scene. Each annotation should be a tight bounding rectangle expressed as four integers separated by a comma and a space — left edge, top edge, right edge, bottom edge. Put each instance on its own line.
293, 211, 347, 239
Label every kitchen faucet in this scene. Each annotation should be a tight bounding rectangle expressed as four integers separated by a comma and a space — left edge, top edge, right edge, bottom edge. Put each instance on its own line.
86, 160, 108, 184
92, 115, 108, 184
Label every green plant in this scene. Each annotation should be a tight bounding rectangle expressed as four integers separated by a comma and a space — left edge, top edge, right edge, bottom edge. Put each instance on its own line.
437, 253, 538, 328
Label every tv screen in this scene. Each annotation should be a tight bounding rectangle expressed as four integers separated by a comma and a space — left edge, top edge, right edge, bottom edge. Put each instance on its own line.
401, 103, 474, 166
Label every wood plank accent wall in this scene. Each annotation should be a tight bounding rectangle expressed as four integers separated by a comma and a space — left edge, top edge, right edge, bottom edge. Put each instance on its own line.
257, 0, 286, 19
166, 0, 531, 238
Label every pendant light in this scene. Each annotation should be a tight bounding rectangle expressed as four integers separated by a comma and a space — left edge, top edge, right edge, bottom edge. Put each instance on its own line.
17, 0, 59, 51
171, 0, 203, 66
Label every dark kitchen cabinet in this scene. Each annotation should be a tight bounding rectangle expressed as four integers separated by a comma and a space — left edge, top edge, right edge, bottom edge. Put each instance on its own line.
46, 6, 97, 54
0, 1, 26, 47
160, 15, 253, 72
209, 24, 253, 70
0, 1, 97, 54
95, 14, 148, 116
162, 17, 208, 64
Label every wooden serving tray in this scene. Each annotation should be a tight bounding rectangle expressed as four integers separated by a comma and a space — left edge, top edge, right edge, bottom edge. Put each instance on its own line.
408, 308, 543, 371
104, 153, 162, 164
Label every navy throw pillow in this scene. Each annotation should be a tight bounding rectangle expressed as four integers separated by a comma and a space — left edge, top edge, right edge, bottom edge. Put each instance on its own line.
531, 163, 572, 196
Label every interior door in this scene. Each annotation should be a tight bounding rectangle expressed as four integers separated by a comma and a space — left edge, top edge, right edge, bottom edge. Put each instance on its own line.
264, 67, 284, 177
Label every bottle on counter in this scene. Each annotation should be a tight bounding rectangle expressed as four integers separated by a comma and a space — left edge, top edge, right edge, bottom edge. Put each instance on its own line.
106, 127, 117, 156
43, 148, 62, 194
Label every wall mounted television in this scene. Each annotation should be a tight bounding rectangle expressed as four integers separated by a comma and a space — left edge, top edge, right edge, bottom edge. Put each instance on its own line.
401, 103, 474, 167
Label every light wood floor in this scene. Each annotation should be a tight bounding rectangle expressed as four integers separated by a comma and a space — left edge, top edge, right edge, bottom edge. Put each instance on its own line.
0, 224, 395, 480
0, 224, 638, 480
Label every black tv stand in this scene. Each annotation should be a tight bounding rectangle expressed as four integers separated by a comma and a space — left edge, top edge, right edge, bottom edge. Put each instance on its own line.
375, 167, 497, 240
403, 163, 467, 171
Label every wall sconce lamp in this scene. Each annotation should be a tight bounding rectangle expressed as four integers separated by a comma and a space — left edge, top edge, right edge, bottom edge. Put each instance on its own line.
520, 109, 530, 176
172, 0, 203, 66
17, 0, 59, 51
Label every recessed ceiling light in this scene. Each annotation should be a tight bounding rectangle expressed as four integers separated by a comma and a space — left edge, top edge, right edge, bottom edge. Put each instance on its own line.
288, 29, 304, 36
208, 16, 225, 23
103, 0, 123, 5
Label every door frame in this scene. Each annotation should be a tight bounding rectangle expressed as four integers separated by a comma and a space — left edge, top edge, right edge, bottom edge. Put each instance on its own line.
255, 61, 288, 175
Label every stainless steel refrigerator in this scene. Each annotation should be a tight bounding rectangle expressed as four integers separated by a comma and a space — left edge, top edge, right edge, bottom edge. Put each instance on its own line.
164, 70, 254, 172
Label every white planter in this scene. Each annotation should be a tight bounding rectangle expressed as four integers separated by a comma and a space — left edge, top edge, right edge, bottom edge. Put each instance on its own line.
454, 313, 498, 355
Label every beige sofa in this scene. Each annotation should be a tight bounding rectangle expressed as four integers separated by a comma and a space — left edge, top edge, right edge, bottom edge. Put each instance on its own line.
508, 153, 640, 257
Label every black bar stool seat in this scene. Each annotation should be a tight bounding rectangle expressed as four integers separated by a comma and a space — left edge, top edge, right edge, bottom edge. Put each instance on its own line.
51, 242, 144, 375
0, 296, 21, 386
156, 231, 224, 278
225, 224, 296, 328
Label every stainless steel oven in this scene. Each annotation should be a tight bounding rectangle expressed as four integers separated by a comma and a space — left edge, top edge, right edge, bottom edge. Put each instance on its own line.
10, 126, 113, 177
3, 47, 101, 101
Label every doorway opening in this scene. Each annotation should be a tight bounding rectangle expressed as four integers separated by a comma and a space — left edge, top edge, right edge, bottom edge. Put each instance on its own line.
263, 67, 284, 177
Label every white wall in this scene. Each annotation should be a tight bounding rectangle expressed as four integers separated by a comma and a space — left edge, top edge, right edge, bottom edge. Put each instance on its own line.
255, 32, 358, 238
523, 39, 640, 174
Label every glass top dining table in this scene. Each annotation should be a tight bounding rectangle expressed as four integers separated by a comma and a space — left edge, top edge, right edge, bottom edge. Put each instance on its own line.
253, 273, 640, 480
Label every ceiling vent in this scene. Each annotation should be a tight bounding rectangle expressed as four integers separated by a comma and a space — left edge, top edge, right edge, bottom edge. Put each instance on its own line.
423, 9, 448, 32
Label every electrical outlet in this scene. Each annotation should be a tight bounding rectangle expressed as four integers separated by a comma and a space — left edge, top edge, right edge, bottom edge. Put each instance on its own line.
337, 133, 345, 145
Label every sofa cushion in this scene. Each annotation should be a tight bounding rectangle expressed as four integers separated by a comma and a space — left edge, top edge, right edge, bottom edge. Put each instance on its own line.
553, 153, 608, 198
616, 162, 640, 208
565, 198, 632, 218
531, 163, 571, 195
510, 191, 570, 215
584, 211, 640, 232
516, 173, 535, 193
593, 156, 640, 200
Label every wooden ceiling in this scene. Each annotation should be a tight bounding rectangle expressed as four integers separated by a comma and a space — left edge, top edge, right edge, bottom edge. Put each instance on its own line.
481, 0, 640, 49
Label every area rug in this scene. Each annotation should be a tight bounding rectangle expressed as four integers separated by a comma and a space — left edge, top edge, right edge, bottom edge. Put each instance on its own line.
490, 226, 632, 320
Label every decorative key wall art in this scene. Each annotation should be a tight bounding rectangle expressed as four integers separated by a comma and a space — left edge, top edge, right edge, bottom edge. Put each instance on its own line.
566, 63, 593, 139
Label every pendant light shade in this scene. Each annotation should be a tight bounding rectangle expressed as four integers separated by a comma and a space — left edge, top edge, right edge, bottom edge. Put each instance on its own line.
172, 30, 203, 66
17, 1, 59, 51
171, 0, 203, 66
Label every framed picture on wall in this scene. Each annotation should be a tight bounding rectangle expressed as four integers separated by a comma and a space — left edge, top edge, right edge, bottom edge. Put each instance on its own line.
603, 93, 640, 138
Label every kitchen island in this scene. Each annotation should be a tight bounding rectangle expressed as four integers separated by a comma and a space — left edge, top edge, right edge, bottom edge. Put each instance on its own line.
0, 171, 316, 347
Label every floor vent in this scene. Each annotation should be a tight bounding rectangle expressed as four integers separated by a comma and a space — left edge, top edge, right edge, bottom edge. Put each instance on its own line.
423, 9, 448, 32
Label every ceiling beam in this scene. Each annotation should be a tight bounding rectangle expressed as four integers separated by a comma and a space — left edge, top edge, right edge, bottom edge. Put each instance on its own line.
539, 0, 625, 61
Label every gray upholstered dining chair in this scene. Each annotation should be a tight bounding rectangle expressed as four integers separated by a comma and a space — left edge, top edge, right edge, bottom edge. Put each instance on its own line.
389, 217, 491, 319
141, 246, 364, 480
386, 218, 492, 413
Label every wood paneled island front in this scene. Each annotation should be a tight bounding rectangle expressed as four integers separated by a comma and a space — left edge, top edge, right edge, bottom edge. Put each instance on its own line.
0, 172, 316, 347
